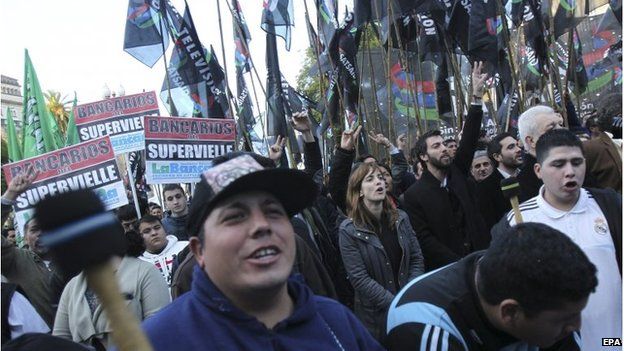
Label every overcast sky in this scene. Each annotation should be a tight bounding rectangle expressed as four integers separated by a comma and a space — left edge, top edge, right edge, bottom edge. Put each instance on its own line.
1, 0, 352, 111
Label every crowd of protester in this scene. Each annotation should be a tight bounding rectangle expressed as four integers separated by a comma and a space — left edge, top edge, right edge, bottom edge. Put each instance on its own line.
0, 62, 621, 350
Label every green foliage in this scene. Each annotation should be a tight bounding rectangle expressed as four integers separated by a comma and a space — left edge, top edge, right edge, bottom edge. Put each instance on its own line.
44, 90, 71, 136
296, 47, 326, 125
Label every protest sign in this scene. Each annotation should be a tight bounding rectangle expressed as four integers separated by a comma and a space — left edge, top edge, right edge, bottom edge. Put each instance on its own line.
2, 136, 128, 236
144, 116, 236, 184
74, 91, 159, 154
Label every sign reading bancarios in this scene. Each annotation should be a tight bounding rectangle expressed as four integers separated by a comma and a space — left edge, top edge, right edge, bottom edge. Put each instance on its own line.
74, 91, 160, 154
2, 136, 128, 236
144, 116, 236, 184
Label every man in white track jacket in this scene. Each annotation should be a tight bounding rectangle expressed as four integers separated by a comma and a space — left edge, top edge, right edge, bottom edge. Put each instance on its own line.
138, 214, 188, 287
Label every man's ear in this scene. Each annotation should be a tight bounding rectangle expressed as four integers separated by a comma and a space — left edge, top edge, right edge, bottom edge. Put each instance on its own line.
524, 135, 534, 152
534, 162, 542, 180
419, 153, 429, 163
189, 237, 205, 268
493, 152, 503, 163
499, 299, 522, 325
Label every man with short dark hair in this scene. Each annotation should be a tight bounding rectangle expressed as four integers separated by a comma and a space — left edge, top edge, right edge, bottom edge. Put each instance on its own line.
1, 171, 66, 327
142, 155, 383, 350
443, 138, 458, 159
493, 129, 622, 350
138, 214, 188, 287
403, 62, 490, 270
476, 132, 524, 229
161, 184, 190, 240
116, 204, 138, 233
149, 204, 163, 219
386, 222, 597, 351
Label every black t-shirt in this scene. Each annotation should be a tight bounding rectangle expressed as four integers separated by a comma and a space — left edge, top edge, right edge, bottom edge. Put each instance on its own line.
379, 222, 402, 291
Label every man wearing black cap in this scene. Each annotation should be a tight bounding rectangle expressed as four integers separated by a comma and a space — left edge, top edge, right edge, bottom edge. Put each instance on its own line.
142, 154, 383, 350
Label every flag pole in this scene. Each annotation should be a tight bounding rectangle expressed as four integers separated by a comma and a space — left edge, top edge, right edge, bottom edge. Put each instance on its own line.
224, 0, 276, 150
384, 1, 396, 143
388, 6, 423, 140
224, 0, 294, 149
302, 0, 331, 130
441, 36, 468, 128
494, 0, 523, 104
363, 27, 384, 158
547, 14, 569, 126
215, 0, 248, 151
158, 0, 178, 116
125, 154, 142, 219
563, 29, 575, 94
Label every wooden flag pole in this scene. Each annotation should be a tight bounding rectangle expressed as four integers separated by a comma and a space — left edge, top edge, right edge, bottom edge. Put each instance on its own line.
224, 0, 291, 149
158, 0, 177, 116
215, 0, 250, 151
388, 5, 423, 139
547, 14, 569, 126
302, 0, 331, 120
364, 27, 384, 159
124, 154, 142, 219
494, 0, 523, 105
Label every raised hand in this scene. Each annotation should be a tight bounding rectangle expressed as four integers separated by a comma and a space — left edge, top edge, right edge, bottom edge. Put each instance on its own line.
367, 130, 392, 149
396, 133, 407, 151
4, 166, 38, 201
291, 111, 311, 132
471, 61, 489, 99
268, 135, 287, 161
291, 110, 314, 142
340, 125, 362, 151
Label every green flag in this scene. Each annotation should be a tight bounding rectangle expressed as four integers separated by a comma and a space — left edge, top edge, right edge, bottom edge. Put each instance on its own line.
65, 92, 79, 146
21, 49, 64, 158
5, 107, 22, 162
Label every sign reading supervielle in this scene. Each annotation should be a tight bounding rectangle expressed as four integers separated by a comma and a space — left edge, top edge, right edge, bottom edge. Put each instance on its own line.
74, 91, 160, 154
1, 136, 128, 237
144, 116, 236, 184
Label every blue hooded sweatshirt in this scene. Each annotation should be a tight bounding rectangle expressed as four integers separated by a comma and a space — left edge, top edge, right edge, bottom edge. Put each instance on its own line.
142, 266, 383, 350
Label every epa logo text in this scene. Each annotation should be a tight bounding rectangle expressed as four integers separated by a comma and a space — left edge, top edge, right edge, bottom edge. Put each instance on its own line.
602, 338, 622, 346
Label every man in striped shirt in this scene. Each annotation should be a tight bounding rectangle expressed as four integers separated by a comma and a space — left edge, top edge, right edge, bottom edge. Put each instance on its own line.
386, 223, 597, 351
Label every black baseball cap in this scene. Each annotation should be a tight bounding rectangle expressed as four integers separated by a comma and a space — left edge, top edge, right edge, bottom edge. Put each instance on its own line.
186, 154, 317, 236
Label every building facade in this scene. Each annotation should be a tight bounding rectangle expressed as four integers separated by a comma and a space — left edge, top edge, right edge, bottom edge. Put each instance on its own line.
1, 75, 23, 130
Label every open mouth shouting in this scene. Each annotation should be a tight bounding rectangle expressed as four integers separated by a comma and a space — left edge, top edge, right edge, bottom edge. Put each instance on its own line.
563, 180, 579, 192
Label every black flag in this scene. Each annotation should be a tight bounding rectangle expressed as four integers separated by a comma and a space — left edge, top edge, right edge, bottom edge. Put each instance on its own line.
123, 0, 169, 67
232, 0, 252, 73
552, 0, 586, 38
266, 22, 288, 137
417, 13, 444, 64
447, 0, 472, 52
161, 1, 230, 118
235, 66, 255, 130
335, 13, 361, 129
468, 0, 504, 63
261, 0, 295, 51
316, 0, 339, 53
